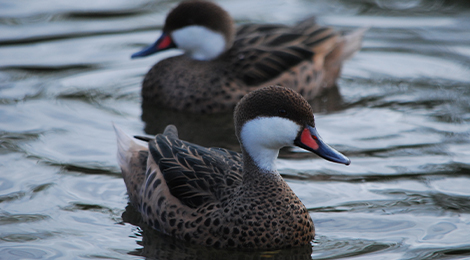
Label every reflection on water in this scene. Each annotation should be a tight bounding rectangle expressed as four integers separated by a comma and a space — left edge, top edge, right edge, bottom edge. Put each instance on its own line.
1, 0, 470, 259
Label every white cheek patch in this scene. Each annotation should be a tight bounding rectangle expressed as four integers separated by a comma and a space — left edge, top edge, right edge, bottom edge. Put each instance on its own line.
240, 117, 300, 172
171, 25, 226, 61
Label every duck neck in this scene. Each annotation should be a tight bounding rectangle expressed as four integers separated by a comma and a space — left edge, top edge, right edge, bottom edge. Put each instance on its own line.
237, 116, 299, 186
241, 146, 282, 186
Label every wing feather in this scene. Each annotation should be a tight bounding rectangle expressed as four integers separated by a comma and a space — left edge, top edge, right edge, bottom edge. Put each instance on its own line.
149, 132, 242, 209
225, 19, 340, 86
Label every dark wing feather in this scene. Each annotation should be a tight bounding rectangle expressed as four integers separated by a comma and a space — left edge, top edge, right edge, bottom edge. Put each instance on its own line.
226, 20, 337, 86
149, 132, 242, 209
236, 23, 288, 37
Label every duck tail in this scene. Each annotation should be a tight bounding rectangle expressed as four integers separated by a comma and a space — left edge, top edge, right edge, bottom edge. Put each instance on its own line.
319, 27, 366, 88
113, 124, 147, 170
113, 124, 149, 205
337, 27, 368, 62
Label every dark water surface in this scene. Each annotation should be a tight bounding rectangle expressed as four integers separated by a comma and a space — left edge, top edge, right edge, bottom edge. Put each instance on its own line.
1, 0, 470, 259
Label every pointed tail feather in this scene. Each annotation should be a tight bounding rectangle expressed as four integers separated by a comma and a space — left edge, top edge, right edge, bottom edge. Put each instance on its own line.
320, 27, 367, 88
338, 27, 368, 62
113, 124, 149, 205
113, 124, 148, 175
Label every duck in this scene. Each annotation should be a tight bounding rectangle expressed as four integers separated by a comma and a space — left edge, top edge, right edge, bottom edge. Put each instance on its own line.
114, 85, 350, 249
132, 0, 366, 114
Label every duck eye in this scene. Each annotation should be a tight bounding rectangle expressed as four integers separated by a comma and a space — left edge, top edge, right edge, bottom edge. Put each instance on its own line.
278, 109, 288, 116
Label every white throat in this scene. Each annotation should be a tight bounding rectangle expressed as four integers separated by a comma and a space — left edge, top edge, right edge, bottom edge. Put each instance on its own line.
240, 117, 300, 173
171, 25, 227, 61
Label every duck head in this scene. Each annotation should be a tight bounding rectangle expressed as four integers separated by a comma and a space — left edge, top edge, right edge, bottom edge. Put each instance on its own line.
131, 0, 235, 61
234, 86, 350, 172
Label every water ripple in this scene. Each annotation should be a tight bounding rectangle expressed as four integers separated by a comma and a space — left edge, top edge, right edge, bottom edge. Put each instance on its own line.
0, 212, 49, 225
0, 246, 63, 260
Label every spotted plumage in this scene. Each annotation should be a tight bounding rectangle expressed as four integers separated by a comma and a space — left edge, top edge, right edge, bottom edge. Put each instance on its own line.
132, 0, 366, 113
115, 86, 350, 249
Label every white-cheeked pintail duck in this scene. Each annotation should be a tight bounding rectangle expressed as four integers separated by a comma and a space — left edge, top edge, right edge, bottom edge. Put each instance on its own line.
132, 0, 366, 113
115, 86, 350, 249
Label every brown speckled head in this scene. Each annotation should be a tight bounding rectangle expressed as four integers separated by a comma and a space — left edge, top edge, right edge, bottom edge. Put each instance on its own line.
163, 0, 235, 46
234, 85, 315, 140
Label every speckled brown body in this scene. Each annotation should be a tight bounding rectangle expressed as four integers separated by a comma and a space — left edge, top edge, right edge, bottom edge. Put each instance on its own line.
138, 1, 366, 113
121, 128, 313, 249
142, 56, 247, 114
142, 55, 338, 114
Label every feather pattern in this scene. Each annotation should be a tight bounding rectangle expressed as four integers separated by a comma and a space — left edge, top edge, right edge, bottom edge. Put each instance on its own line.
148, 127, 242, 209
226, 20, 336, 86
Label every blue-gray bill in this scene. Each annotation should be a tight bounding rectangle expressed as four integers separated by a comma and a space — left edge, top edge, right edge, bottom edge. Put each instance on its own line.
294, 125, 351, 165
131, 33, 176, 59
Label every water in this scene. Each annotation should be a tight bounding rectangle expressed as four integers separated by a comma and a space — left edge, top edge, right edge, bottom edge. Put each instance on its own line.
1, 0, 470, 259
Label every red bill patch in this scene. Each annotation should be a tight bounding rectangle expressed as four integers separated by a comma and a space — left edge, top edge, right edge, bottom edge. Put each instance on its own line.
300, 128, 319, 150
157, 35, 173, 50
